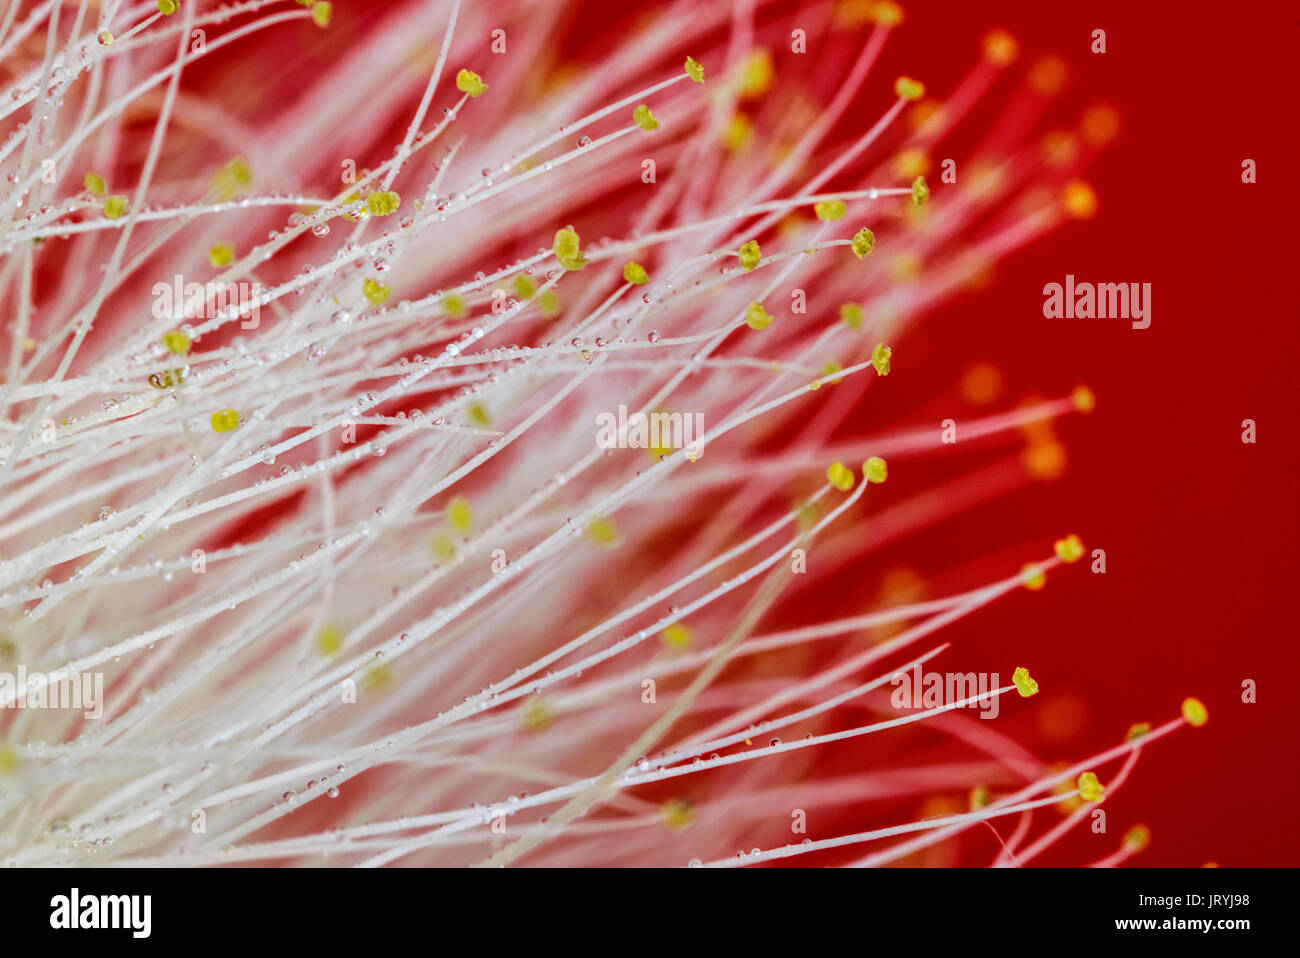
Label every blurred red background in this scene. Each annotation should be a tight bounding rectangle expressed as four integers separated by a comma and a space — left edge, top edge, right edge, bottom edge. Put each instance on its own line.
854, 0, 1300, 865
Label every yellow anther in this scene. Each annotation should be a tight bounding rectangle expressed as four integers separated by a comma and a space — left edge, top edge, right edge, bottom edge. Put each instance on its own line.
892, 147, 930, 179
360, 661, 393, 693
738, 240, 761, 271
0, 746, 16, 774
103, 195, 128, 219
827, 461, 855, 492
851, 226, 876, 259
315, 625, 343, 657
521, 695, 552, 731
870, 1, 904, 26
554, 227, 588, 271
447, 496, 473, 534
736, 49, 774, 99
456, 69, 487, 97
969, 785, 991, 810
662, 623, 692, 651
983, 29, 1019, 65
623, 261, 649, 285
97, 30, 114, 46
467, 402, 492, 428
1053, 534, 1084, 564
633, 104, 659, 131
1124, 824, 1151, 853
210, 408, 240, 433
158, 0, 178, 14
213, 156, 252, 201
362, 277, 391, 306
894, 76, 925, 100
684, 56, 705, 83
821, 360, 843, 382
723, 113, 753, 151
208, 242, 234, 268
1181, 697, 1209, 727
442, 292, 467, 318
162, 330, 190, 355
815, 200, 847, 221
366, 190, 401, 216
911, 174, 930, 207
312, 1, 332, 28
1062, 179, 1098, 219
1126, 721, 1151, 741
744, 301, 773, 331
1020, 562, 1047, 590
1072, 384, 1096, 413
1012, 666, 1039, 697
871, 342, 891, 376
431, 534, 457, 563
538, 290, 560, 317
840, 302, 864, 330
661, 798, 694, 830
586, 516, 620, 545
83, 171, 105, 196
863, 456, 887, 484
1077, 771, 1105, 802
513, 274, 536, 298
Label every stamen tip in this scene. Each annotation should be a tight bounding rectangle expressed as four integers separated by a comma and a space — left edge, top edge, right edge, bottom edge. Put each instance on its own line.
871, 343, 892, 375
1181, 697, 1209, 727
827, 461, 855, 491
1053, 533, 1084, 563
1012, 666, 1039, 697
863, 456, 888, 484
745, 301, 773, 331
851, 227, 876, 259
456, 69, 488, 98
894, 76, 925, 101
210, 408, 241, 433
1077, 771, 1105, 802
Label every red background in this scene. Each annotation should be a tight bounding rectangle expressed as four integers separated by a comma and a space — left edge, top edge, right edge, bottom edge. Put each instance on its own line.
871, 0, 1300, 865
